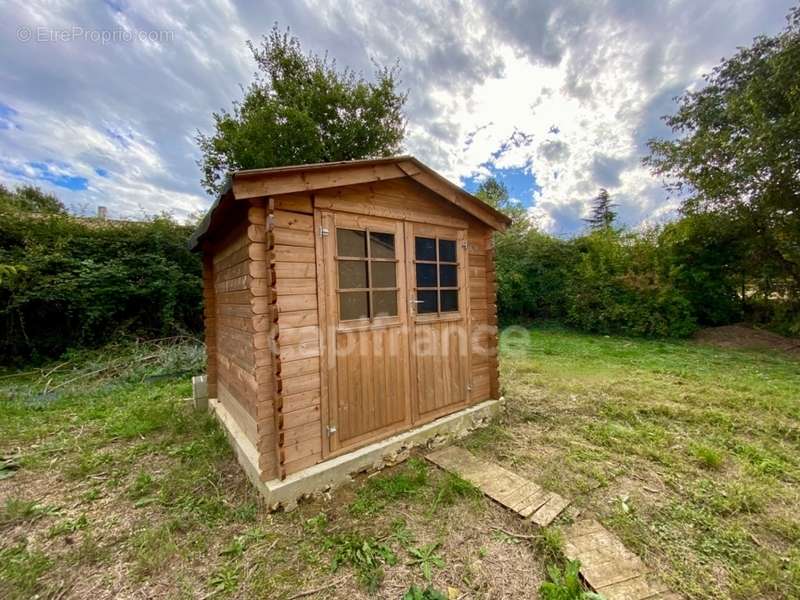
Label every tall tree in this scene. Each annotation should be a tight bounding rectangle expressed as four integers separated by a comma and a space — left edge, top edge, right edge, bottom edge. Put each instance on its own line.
584, 188, 617, 231
646, 5, 800, 311
196, 26, 407, 195
474, 178, 529, 230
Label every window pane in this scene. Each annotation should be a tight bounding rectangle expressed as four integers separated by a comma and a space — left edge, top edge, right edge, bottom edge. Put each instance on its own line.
337, 229, 366, 258
340, 291, 369, 320
416, 263, 437, 288
369, 232, 395, 259
415, 236, 436, 261
417, 290, 438, 313
371, 261, 396, 288
439, 264, 457, 287
440, 290, 458, 312
338, 261, 368, 288
373, 291, 397, 317
438, 239, 457, 263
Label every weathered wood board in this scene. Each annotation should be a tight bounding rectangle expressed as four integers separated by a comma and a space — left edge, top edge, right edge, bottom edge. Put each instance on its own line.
426, 446, 570, 526
563, 519, 680, 600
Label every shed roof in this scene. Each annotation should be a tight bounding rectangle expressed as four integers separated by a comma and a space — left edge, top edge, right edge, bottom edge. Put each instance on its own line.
189, 156, 511, 250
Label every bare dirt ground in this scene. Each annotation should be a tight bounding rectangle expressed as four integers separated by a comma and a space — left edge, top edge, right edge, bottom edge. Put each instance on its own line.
694, 324, 800, 356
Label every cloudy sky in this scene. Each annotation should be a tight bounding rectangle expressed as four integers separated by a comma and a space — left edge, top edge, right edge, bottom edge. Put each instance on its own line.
0, 1, 791, 234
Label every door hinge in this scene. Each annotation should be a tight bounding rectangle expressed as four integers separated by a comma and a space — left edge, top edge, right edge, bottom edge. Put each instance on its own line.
319, 226, 329, 237
326, 425, 337, 436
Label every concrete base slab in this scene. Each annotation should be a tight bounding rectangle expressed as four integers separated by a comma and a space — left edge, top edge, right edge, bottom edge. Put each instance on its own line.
208, 396, 503, 510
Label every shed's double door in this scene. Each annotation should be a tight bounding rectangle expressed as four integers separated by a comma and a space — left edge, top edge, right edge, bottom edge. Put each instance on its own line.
317, 211, 471, 456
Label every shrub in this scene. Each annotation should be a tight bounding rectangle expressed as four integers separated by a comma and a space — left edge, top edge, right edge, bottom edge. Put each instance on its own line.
0, 208, 201, 364
539, 560, 604, 600
565, 229, 696, 338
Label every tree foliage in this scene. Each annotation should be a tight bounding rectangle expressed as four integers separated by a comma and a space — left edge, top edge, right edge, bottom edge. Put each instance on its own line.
566, 228, 696, 337
0, 184, 66, 215
647, 4, 800, 333
474, 178, 528, 230
196, 26, 407, 195
583, 188, 617, 231
0, 203, 202, 364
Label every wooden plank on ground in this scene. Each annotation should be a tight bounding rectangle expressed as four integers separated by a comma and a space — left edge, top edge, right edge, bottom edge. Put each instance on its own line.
426, 446, 570, 526
563, 519, 678, 600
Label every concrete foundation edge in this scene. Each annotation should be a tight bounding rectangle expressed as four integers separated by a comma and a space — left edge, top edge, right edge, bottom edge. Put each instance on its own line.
208, 397, 504, 510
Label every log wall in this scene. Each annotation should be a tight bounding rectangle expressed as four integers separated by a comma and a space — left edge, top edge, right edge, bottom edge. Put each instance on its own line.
270, 195, 323, 477
207, 201, 277, 480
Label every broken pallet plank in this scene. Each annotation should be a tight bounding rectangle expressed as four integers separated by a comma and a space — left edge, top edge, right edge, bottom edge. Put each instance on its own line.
426, 446, 570, 526
563, 519, 678, 600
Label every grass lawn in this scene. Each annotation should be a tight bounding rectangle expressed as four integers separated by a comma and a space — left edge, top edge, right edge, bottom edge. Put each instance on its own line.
1, 327, 799, 599
488, 325, 800, 599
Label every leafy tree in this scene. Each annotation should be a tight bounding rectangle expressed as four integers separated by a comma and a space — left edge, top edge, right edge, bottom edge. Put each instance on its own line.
0, 264, 26, 285
583, 188, 617, 231
0, 184, 66, 215
659, 213, 745, 325
646, 4, 800, 332
196, 26, 407, 195
474, 177, 529, 230
566, 228, 696, 337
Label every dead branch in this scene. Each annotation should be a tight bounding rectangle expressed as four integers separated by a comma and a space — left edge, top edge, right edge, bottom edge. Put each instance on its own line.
490, 526, 538, 540
286, 575, 350, 600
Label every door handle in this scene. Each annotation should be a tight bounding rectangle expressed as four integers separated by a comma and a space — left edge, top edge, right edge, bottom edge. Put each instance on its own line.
410, 300, 424, 304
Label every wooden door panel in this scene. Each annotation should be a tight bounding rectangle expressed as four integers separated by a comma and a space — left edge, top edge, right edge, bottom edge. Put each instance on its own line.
335, 325, 407, 444
413, 317, 470, 418
318, 210, 411, 455
406, 223, 471, 424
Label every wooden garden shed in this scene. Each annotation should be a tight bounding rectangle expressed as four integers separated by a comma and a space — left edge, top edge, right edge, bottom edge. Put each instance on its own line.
190, 156, 509, 504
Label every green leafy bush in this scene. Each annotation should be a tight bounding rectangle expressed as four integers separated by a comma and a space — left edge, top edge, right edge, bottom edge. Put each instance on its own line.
565, 229, 696, 338
495, 228, 578, 322
539, 560, 604, 600
0, 207, 202, 364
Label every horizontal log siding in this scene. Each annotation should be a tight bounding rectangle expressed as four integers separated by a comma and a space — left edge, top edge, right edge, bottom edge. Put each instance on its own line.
203, 255, 217, 399
211, 206, 277, 480
248, 201, 277, 479
485, 234, 500, 399
212, 224, 258, 449
272, 203, 323, 477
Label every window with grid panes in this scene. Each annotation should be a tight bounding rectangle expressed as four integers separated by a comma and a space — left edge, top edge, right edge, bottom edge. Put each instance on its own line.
414, 237, 458, 314
336, 228, 398, 320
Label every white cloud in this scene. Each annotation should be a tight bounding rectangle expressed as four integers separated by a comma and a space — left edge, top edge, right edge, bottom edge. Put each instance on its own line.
0, 0, 789, 230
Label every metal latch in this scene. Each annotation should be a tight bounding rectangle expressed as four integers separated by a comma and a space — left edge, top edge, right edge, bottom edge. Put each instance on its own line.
320, 226, 329, 237
326, 425, 337, 436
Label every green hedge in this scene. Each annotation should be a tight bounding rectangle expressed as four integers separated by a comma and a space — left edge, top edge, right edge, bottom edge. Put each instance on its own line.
494, 218, 752, 339
0, 210, 202, 364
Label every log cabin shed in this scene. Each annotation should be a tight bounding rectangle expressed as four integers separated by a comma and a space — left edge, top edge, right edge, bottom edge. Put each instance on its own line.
190, 156, 510, 507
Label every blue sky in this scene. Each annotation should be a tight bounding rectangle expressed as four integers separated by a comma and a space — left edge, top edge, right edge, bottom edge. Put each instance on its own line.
463, 168, 540, 207
0, 1, 790, 232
